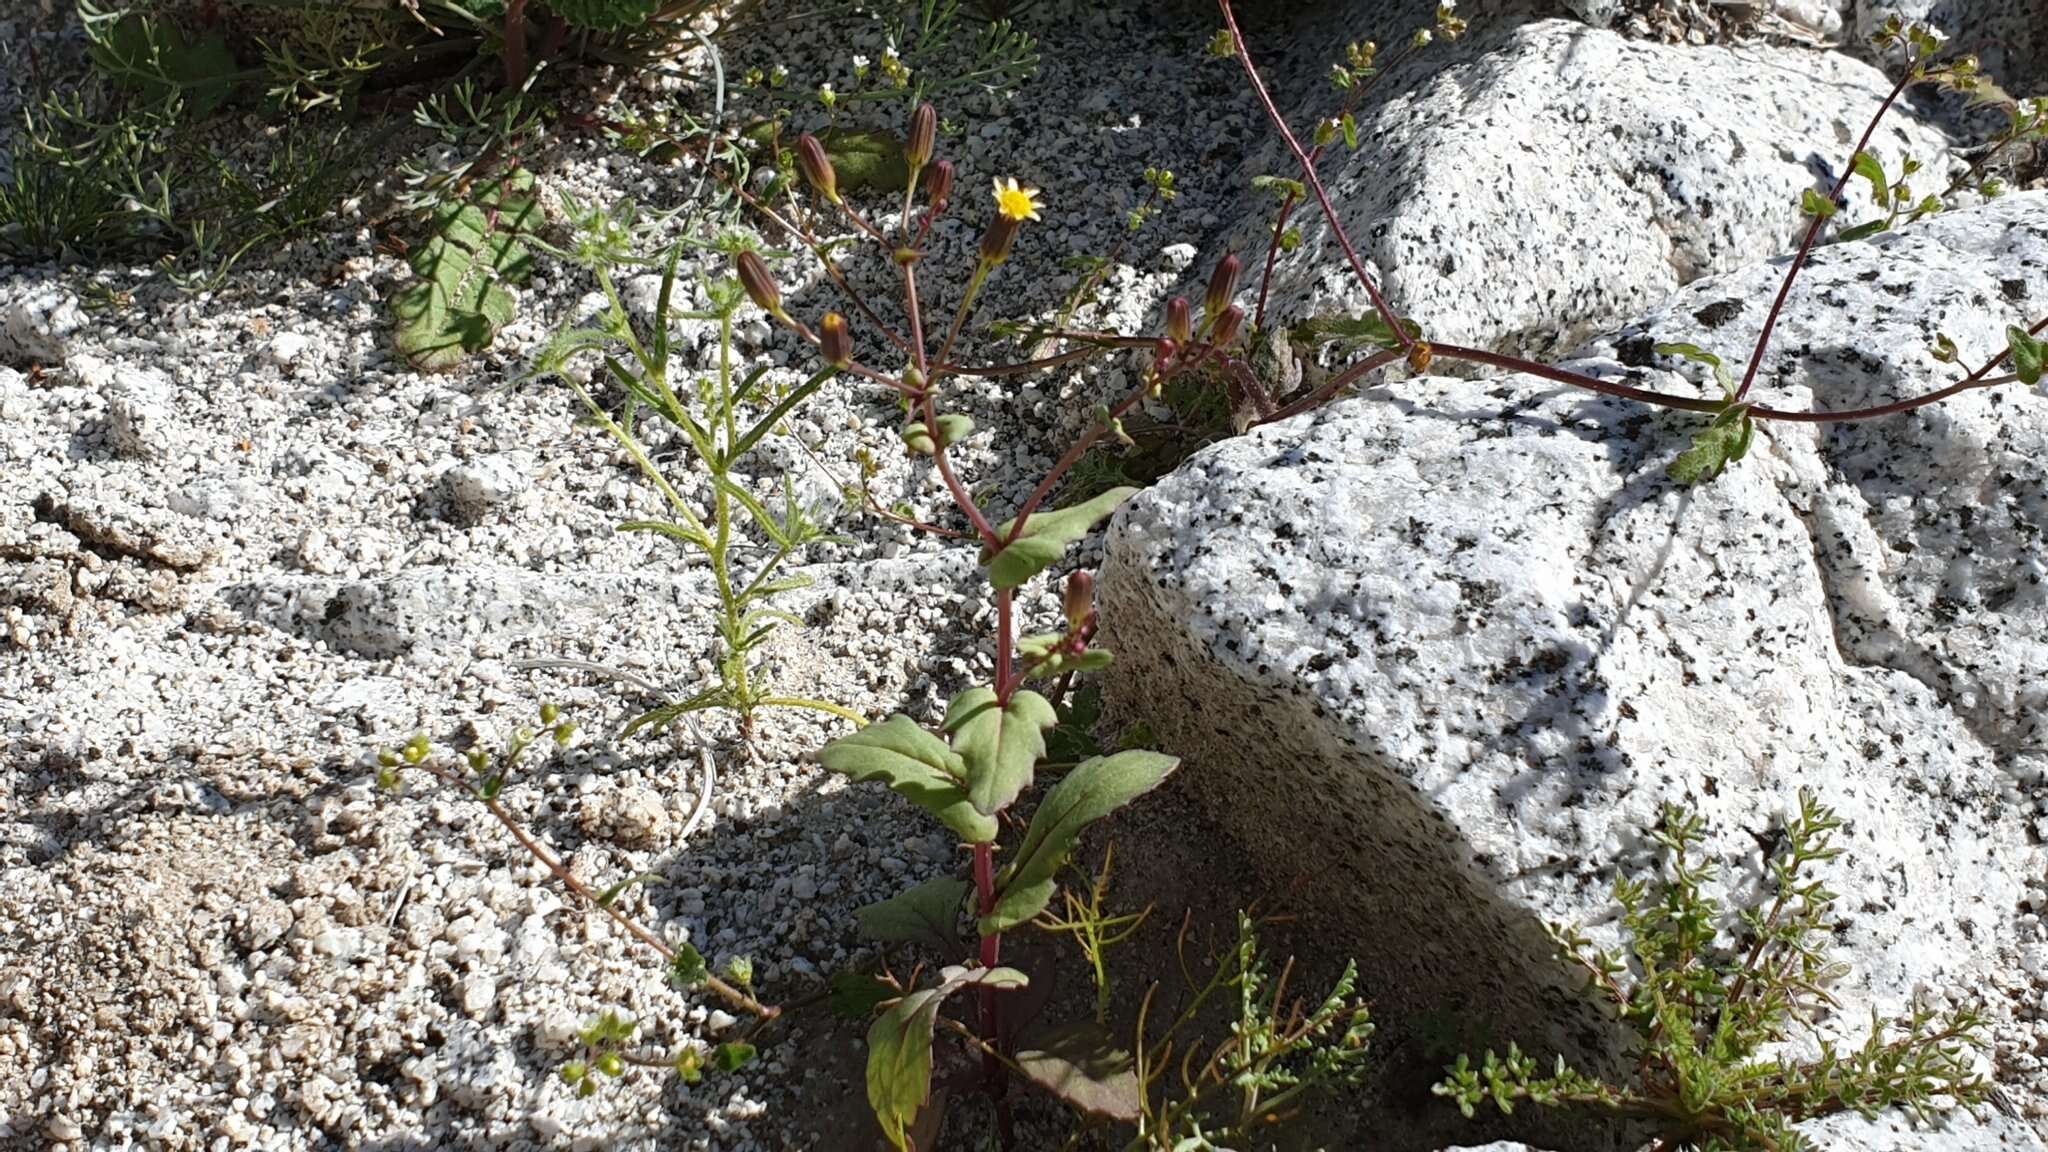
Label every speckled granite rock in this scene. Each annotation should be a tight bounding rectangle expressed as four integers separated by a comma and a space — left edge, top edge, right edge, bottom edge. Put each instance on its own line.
1227, 19, 1954, 356
1431, 1113, 2048, 1150
0, 283, 85, 367
1853, 0, 2045, 93
1100, 194, 2048, 1129
1809, 1110, 2048, 1150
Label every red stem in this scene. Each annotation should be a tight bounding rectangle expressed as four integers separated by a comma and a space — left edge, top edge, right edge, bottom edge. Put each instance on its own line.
995, 591, 1016, 701
1219, 0, 1413, 350
1433, 341, 2020, 423
1734, 64, 1917, 402
999, 351, 1202, 544
502, 0, 528, 88
973, 840, 1006, 1120
1255, 189, 1303, 333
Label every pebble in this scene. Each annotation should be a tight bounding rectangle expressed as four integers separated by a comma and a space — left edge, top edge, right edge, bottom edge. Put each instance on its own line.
2, 284, 85, 366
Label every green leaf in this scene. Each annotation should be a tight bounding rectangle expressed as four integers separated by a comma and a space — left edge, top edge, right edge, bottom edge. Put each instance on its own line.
1250, 173, 1307, 200
1653, 341, 1735, 398
1044, 682, 1105, 765
866, 966, 1028, 1151
945, 687, 1057, 815
393, 171, 539, 371
1801, 188, 1839, 218
856, 876, 971, 951
818, 716, 996, 843
1292, 311, 1423, 352
2008, 325, 2044, 386
88, 12, 237, 117
595, 871, 663, 907
982, 488, 1140, 590
830, 969, 896, 1019
981, 750, 1179, 934
1837, 219, 1889, 243
1014, 1021, 1143, 1122
818, 128, 910, 195
1849, 151, 1889, 208
713, 1041, 757, 1073
669, 942, 709, 988
1017, 633, 1114, 678
1669, 406, 1755, 486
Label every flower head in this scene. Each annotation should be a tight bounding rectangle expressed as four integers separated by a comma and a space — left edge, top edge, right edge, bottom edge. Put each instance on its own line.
992, 177, 1044, 223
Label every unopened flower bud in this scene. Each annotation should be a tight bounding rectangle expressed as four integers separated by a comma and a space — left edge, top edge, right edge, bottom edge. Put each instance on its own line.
979, 214, 1021, 266
1212, 303, 1245, 347
796, 133, 838, 203
736, 251, 782, 317
905, 102, 937, 171
820, 311, 852, 368
1406, 340, 1434, 374
1166, 296, 1192, 344
926, 160, 954, 210
1063, 570, 1095, 631
1205, 254, 1241, 326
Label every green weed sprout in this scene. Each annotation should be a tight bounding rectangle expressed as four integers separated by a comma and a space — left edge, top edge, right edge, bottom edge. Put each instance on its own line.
1433, 792, 1992, 1152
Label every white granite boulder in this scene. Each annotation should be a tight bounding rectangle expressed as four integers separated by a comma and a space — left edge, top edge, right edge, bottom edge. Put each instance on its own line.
1100, 193, 2048, 1131
1224, 20, 1954, 356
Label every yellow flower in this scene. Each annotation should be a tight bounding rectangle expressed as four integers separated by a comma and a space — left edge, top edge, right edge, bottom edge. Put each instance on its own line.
992, 177, 1044, 223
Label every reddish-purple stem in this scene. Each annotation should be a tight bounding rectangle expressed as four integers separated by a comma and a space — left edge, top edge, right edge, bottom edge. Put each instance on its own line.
1219, 0, 1413, 350
1734, 65, 1918, 402
502, 0, 528, 87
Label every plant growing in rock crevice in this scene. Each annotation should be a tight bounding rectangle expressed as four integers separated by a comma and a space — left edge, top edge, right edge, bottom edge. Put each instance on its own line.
1432, 793, 1992, 1151
1203, 1, 2045, 488
730, 98, 1384, 1148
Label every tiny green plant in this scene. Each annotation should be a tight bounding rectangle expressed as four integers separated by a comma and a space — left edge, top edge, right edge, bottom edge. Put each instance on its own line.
1126, 912, 1375, 1150
374, 704, 781, 1059
530, 198, 862, 738
842, 0, 1041, 109
1432, 792, 1992, 1152
394, 167, 541, 371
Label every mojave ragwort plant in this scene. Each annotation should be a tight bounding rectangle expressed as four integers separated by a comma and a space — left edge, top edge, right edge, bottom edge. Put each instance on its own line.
745, 97, 1384, 1150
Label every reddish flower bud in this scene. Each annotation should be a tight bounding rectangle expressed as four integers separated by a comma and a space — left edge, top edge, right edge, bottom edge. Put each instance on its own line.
905, 102, 937, 171
819, 311, 852, 368
1211, 303, 1246, 348
736, 251, 782, 317
1166, 296, 1192, 344
925, 160, 955, 211
1204, 253, 1241, 326
796, 133, 838, 203
1063, 570, 1095, 632
979, 213, 1021, 267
